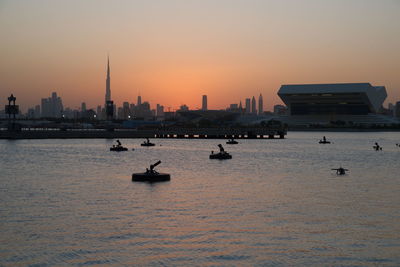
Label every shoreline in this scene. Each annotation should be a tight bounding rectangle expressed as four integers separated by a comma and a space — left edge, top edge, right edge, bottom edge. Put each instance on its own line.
1, 128, 400, 139
0, 128, 286, 139
288, 128, 400, 132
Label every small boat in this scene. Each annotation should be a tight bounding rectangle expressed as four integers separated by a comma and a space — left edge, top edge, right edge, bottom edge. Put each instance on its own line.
319, 136, 331, 144
141, 138, 155, 147
132, 160, 170, 182
209, 152, 232, 159
209, 144, 232, 160
373, 142, 382, 151
226, 138, 238, 145
331, 167, 348, 175
110, 139, 128, 151
110, 146, 128, 151
319, 140, 331, 144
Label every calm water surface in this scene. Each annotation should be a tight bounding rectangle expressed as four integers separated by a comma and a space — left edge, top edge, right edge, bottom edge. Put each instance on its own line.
1, 132, 399, 266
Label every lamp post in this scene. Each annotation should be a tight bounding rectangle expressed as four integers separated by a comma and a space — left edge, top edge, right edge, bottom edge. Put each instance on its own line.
5, 94, 19, 131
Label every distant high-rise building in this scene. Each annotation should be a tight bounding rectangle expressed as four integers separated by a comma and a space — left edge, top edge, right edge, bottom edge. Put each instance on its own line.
41, 98, 49, 117
137, 95, 142, 106
251, 96, 257, 114
34, 105, 40, 118
122, 102, 130, 119
52, 92, 63, 117
388, 103, 394, 116
258, 94, 263, 115
202, 95, 207, 110
230, 104, 238, 109
117, 107, 124, 120
239, 101, 243, 113
105, 56, 111, 106
134, 100, 152, 119
395, 101, 400, 118
245, 98, 251, 113
179, 104, 189, 111
41, 92, 63, 118
130, 103, 135, 115
96, 105, 102, 120
106, 100, 114, 120
27, 108, 34, 118
156, 104, 164, 118
81, 102, 86, 112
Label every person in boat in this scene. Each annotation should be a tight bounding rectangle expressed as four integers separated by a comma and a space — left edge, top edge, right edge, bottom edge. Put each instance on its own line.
374, 142, 382, 150
146, 161, 160, 174
116, 139, 122, 147
332, 167, 348, 175
323, 136, 326, 142
146, 167, 156, 174
218, 144, 225, 154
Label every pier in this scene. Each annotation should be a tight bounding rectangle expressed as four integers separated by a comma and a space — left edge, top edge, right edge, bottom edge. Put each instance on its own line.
0, 127, 286, 139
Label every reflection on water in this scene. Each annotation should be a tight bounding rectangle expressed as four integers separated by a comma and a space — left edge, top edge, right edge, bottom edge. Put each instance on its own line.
1, 132, 400, 266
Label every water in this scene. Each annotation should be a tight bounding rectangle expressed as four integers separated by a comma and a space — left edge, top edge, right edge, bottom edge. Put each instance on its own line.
1, 132, 399, 266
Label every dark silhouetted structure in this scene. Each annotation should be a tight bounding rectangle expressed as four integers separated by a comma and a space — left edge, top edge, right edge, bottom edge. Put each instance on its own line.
278, 83, 387, 115
105, 55, 111, 105
106, 100, 114, 120
332, 167, 348, 175
210, 144, 232, 159
373, 142, 382, 151
132, 160, 171, 182
5, 94, 20, 131
141, 138, 155, 146
202, 95, 207, 111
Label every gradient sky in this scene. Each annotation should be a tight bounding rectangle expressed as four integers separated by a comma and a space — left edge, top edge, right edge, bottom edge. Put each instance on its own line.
1, 0, 399, 112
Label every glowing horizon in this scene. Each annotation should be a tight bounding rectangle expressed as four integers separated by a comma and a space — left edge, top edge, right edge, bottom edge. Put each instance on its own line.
1, 0, 399, 112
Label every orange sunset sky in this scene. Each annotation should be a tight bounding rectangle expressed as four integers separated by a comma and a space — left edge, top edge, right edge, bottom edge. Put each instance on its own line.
1, 0, 399, 112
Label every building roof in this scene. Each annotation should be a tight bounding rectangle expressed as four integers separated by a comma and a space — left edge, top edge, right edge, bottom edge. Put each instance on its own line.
278, 83, 387, 113
278, 83, 378, 94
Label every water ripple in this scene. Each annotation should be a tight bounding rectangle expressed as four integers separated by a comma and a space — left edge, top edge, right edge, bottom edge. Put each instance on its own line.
1, 133, 400, 266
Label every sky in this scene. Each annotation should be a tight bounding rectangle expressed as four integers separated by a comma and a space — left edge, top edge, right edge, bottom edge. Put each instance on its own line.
0, 0, 399, 112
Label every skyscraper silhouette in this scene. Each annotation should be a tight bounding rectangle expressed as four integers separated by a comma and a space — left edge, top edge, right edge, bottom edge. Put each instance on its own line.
105, 55, 111, 106
258, 94, 263, 115
245, 98, 251, 113
252, 96, 257, 114
202, 95, 207, 111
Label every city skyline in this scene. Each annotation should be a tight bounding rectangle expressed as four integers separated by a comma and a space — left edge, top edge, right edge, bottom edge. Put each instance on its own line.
8, 57, 271, 115
2, 54, 277, 114
1, 0, 400, 111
